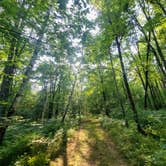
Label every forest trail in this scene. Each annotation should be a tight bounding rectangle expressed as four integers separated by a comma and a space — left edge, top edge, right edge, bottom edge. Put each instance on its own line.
50, 118, 129, 166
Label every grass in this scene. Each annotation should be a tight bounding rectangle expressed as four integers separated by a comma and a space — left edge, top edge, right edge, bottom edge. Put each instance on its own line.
51, 118, 128, 166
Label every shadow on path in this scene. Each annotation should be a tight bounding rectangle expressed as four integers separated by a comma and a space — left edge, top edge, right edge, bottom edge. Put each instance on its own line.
50, 127, 68, 166
50, 118, 128, 166
82, 119, 127, 166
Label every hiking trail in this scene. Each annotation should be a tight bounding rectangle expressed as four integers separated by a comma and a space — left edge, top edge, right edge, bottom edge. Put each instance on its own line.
50, 118, 129, 166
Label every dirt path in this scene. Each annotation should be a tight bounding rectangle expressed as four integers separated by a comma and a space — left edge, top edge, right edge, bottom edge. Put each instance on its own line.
50, 119, 128, 166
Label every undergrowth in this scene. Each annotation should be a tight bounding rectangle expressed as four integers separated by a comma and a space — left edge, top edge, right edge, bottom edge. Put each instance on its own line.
101, 109, 166, 166
0, 116, 79, 166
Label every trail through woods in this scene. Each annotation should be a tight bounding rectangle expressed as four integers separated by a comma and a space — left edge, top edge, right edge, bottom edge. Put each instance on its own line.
50, 118, 129, 166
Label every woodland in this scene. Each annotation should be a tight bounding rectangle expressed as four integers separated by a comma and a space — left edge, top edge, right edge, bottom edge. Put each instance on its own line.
0, 0, 166, 165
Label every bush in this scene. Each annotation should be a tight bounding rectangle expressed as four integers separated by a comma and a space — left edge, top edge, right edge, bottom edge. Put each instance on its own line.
14, 152, 49, 166
0, 116, 79, 166
100, 110, 166, 166
0, 118, 60, 165
27, 153, 49, 166
41, 119, 61, 137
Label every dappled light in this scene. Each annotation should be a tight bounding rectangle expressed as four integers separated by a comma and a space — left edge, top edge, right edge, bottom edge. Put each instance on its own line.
51, 118, 128, 166
0, 0, 165, 165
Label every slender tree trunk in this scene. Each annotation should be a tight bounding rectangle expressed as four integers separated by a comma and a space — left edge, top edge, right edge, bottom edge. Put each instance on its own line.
0, 1, 31, 118
61, 75, 77, 123
151, 29, 166, 70
0, 125, 7, 144
48, 68, 59, 119
8, 38, 43, 116
42, 85, 48, 121
0, 39, 27, 117
0, 39, 17, 144
135, 43, 160, 109
148, 83, 160, 110
154, 80, 164, 107
55, 87, 61, 117
115, 36, 144, 134
144, 32, 151, 109
156, 1, 166, 15
131, 43, 153, 108
133, 16, 166, 78
98, 63, 110, 116
0, 1, 33, 144
54, 80, 62, 117
139, 0, 166, 71
0, 39, 16, 117
8, 7, 51, 116
48, 83, 56, 119
149, 45, 166, 77
109, 53, 128, 127
0, 6, 51, 144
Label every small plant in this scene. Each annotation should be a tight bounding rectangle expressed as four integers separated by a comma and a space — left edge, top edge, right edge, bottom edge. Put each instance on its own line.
100, 109, 166, 165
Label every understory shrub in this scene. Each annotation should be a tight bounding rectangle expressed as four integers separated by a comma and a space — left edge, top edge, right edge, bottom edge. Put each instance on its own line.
101, 110, 166, 166
0, 117, 72, 166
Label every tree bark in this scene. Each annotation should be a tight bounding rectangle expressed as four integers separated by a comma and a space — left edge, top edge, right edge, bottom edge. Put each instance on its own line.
61, 75, 77, 123
48, 67, 59, 119
133, 15, 166, 78
0, 125, 7, 144
8, 6, 51, 116
144, 32, 151, 109
135, 43, 161, 109
0, 1, 31, 118
147, 0, 166, 15
115, 36, 144, 134
98, 63, 110, 117
41, 84, 48, 121
0, 39, 16, 117
156, 1, 166, 15
109, 53, 129, 127
139, 0, 166, 71
0, 6, 51, 144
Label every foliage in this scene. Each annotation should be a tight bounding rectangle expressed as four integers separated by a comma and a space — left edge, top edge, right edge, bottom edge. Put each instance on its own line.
101, 109, 166, 165
0, 117, 77, 166
0, 0, 165, 164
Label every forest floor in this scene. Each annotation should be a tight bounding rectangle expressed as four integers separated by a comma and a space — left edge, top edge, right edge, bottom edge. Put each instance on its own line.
50, 118, 129, 166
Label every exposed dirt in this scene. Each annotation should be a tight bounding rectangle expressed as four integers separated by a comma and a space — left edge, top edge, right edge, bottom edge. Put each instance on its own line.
50, 119, 129, 166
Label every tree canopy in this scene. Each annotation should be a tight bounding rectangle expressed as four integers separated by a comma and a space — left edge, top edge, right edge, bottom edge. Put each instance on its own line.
0, 0, 165, 165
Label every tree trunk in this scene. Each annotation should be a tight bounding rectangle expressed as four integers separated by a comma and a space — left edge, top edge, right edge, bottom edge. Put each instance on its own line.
144, 32, 151, 109
98, 63, 110, 116
0, 6, 51, 144
154, 80, 164, 107
61, 75, 77, 123
0, 1, 31, 118
133, 15, 166, 78
139, 0, 166, 71
0, 39, 16, 117
48, 69, 59, 119
148, 83, 160, 110
8, 6, 51, 116
115, 36, 144, 134
109, 53, 128, 127
42, 84, 48, 121
55, 81, 62, 117
135, 43, 160, 109
156, 1, 166, 15
0, 126, 7, 145
151, 29, 166, 71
